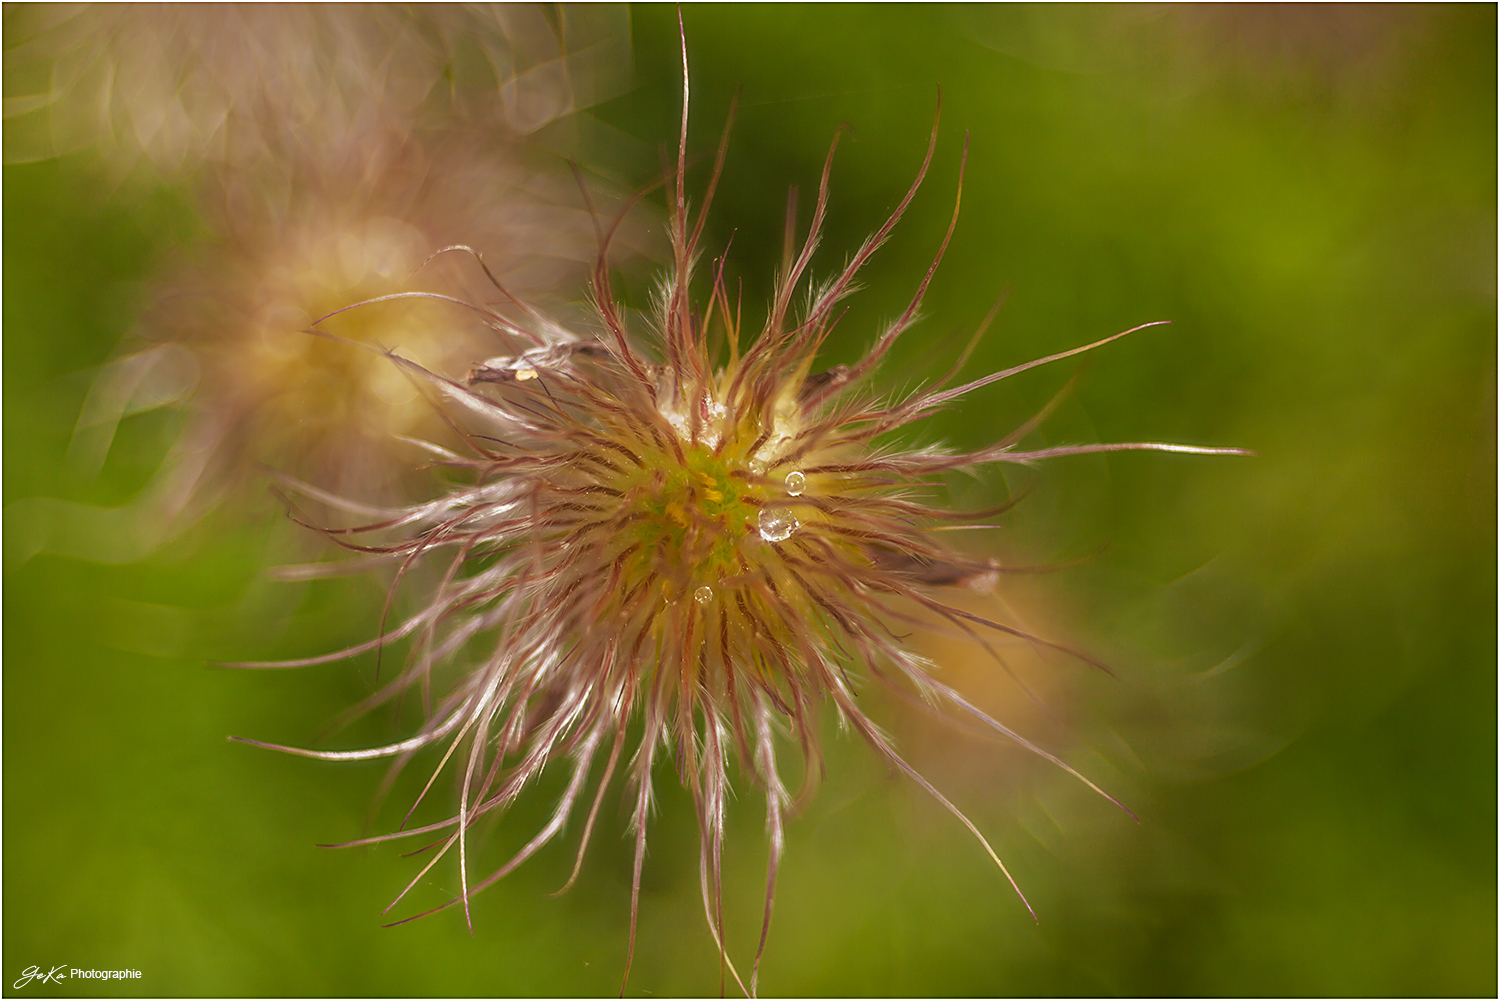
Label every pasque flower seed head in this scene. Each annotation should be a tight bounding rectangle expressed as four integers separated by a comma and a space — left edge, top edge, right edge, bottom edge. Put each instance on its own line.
29, 6, 639, 562
233, 33, 1249, 994
3, 4, 631, 176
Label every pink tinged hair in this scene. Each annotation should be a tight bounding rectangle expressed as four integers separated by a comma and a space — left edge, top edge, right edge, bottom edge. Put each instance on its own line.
223, 16, 1255, 996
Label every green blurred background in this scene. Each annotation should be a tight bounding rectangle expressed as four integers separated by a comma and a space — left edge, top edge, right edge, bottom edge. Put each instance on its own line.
5, 4, 1494, 996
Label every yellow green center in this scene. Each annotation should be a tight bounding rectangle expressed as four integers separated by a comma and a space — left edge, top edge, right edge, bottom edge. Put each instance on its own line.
616, 441, 761, 591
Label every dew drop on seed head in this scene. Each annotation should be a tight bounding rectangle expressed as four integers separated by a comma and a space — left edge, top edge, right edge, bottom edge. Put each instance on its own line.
784, 470, 805, 496
693, 585, 713, 605
757, 509, 798, 543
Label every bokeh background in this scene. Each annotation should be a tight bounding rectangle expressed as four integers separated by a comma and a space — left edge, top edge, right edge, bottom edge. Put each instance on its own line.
4, 4, 1494, 996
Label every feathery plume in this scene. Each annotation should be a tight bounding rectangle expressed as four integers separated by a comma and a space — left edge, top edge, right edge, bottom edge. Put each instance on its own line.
234, 28, 1249, 994
115, 127, 628, 521
3, 3, 632, 175
12, 6, 641, 566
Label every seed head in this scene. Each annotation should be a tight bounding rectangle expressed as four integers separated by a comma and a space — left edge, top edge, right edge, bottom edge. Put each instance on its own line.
234, 41, 1249, 995
26, 6, 639, 564
129, 128, 619, 515
3, 4, 630, 176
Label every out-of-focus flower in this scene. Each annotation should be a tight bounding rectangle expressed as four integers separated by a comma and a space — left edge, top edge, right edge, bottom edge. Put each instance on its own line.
7, 5, 641, 566
235, 54, 1248, 993
102, 126, 630, 525
2, 3, 632, 176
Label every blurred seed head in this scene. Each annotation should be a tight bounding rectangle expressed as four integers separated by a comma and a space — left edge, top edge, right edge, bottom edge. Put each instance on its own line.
124, 126, 634, 520
236, 47, 1249, 991
27, 5, 643, 560
3, 3, 632, 176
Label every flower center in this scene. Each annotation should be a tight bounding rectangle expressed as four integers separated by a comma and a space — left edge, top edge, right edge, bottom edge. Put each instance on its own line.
615, 441, 761, 596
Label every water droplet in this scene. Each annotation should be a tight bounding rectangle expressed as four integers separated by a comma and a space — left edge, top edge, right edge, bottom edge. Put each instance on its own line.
757, 509, 799, 543
693, 585, 714, 606
784, 470, 806, 496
